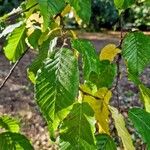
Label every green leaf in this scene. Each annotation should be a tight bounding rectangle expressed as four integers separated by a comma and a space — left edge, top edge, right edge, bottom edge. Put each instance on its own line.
114, 0, 135, 10
35, 48, 79, 124
129, 108, 150, 147
90, 61, 117, 88
60, 102, 96, 150
0, 132, 34, 150
71, 39, 99, 80
28, 29, 42, 49
96, 134, 117, 150
139, 84, 150, 113
66, 0, 91, 23
122, 32, 150, 79
4, 24, 27, 62
23, 0, 38, 18
38, 0, 66, 30
27, 39, 49, 84
0, 116, 20, 133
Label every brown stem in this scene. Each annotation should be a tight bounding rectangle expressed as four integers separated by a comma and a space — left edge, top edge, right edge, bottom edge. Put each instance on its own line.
0, 48, 29, 90
79, 87, 101, 100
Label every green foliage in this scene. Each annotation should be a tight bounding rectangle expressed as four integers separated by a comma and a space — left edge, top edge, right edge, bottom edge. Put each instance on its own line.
71, 39, 99, 80
0, 116, 33, 149
122, 32, 150, 82
96, 134, 117, 150
1, 0, 150, 149
114, 0, 135, 10
0, 132, 34, 150
0, 116, 20, 133
35, 48, 79, 125
38, 0, 66, 30
90, 61, 117, 88
129, 108, 150, 148
66, 0, 91, 23
60, 102, 96, 149
4, 24, 27, 62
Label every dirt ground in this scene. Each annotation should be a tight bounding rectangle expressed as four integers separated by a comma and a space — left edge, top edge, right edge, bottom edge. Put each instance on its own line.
0, 32, 149, 149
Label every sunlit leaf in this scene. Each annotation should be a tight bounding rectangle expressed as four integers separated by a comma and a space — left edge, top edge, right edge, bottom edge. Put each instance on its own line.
0, 116, 20, 133
139, 84, 150, 113
4, 24, 27, 62
35, 48, 79, 127
109, 106, 135, 150
100, 44, 121, 62
81, 85, 112, 134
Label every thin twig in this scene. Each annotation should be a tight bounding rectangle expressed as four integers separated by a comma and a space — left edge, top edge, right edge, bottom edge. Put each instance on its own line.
0, 48, 29, 90
111, 13, 124, 111
79, 87, 101, 100
2, 3, 38, 23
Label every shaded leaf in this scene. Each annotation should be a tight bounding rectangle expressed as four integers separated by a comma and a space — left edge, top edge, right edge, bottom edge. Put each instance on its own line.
28, 29, 42, 49
129, 108, 150, 147
60, 102, 96, 150
4, 24, 27, 62
0, 132, 33, 150
109, 106, 135, 150
38, 0, 66, 30
66, 0, 91, 23
96, 134, 117, 150
27, 39, 50, 83
90, 61, 117, 88
71, 39, 99, 80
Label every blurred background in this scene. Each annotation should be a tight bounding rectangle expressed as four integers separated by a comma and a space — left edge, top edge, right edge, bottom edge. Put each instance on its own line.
0, 0, 150, 31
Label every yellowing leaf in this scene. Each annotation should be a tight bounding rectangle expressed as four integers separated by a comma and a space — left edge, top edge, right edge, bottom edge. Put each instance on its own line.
109, 106, 135, 150
26, 12, 43, 36
81, 85, 112, 134
100, 44, 121, 62
61, 4, 72, 17
139, 84, 150, 113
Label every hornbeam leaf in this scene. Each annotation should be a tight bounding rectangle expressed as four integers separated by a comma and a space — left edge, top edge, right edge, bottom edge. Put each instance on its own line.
96, 134, 117, 150
90, 61, 117, 88
38, 0, 66, 30
0, 132, 33, 150
139, 84, 150, 113
114, 0, 135, 10
60, 102, 96, 150
35, 48, 79, 125
122, 32, 150, 78
129, 108, 150, 148
71, 39, 99, 80
81, 85, 112, 134
66, 0, 91, 23
109, 106, 135, 150
4, 24, 27, 62
100, 44, 121, 62
0, 116, 20, 133
27, 39, 50, 84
